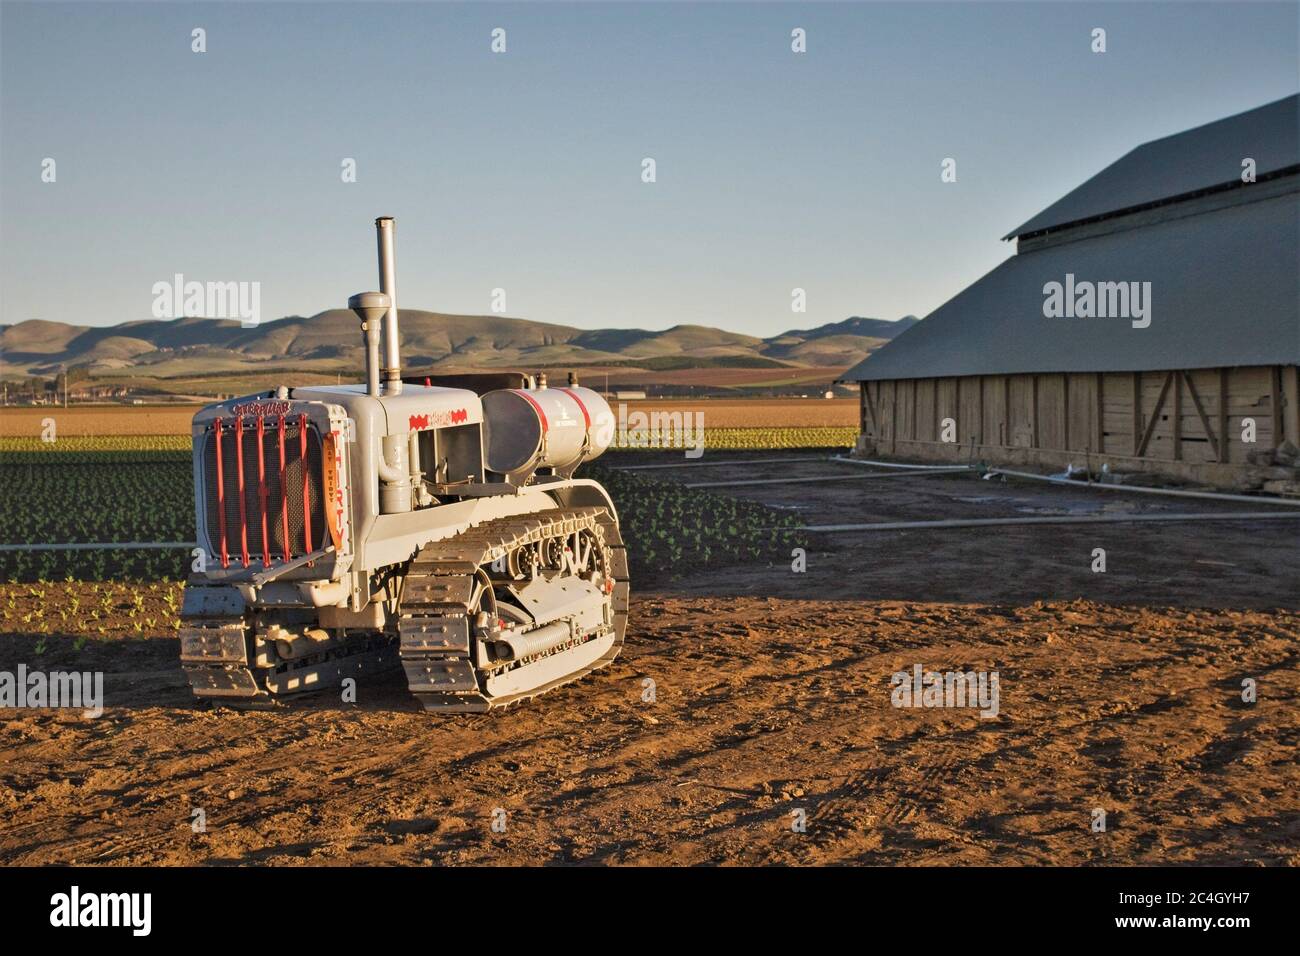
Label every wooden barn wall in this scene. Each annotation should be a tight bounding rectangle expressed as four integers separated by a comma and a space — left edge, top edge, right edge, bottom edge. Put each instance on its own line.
858, 365, 1299, 484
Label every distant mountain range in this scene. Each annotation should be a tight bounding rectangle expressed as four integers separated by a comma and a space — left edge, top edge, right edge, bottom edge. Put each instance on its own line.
0, 311, 918, 379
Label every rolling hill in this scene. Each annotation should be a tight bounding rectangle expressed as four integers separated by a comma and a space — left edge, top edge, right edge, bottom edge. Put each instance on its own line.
0, 311, 918, 382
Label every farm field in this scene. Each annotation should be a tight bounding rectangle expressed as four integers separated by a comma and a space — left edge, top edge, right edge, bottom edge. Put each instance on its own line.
1, 441, 1297, 866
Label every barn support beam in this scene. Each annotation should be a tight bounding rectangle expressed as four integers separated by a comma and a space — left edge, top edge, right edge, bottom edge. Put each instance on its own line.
1062, 372, 1070, 450
1031, 375, 1039, 448
1270, 365, 1285, 448
1219, 369, 1229, 463
1172, 369, 1183, 460
1137, 371, 1174, 458
1133, 371, 1142, 456
1285, 365, 1300, 447
1183, 371, 1220, 461
1095, 372, 1105, 454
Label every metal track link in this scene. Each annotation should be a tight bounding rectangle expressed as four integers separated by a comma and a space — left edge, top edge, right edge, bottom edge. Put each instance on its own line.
398, 506, 628, 713
179, 583, 397, 708
178, 583, 274, 707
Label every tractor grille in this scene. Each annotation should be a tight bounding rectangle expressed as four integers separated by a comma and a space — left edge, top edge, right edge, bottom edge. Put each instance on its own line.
200, 415, 328, 568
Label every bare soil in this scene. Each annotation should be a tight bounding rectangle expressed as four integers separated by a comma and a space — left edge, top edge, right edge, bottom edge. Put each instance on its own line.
2, 452, 1300, 863
1, 450, 1296, 865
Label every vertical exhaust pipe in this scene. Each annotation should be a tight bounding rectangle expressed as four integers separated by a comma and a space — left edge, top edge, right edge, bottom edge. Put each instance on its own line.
347, 292, 388, 397
347, 219, 416, 512
375, 217, 412, 511
375, 217, 403, 396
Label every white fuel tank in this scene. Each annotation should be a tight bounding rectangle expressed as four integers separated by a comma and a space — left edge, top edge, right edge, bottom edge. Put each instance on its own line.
481, 385, 614, 478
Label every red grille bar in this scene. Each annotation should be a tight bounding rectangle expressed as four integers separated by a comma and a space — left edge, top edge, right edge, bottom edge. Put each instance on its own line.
300, 413, 312, 555
214, 417, 229, 568
278, 414, 290, 563
235, 414, 249, 567
256, 414, 270, 567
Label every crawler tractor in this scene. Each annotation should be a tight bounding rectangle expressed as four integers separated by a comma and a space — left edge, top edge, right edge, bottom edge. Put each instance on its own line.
178, 218, 628, 712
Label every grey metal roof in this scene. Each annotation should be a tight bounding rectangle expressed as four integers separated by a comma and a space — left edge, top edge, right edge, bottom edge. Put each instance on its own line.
842, 186, 1299, 382
1005, 94, 1300, 240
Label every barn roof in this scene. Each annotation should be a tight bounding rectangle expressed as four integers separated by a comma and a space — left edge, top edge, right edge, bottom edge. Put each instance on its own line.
841, 184, 1300, 382
1005, 94, 1299, 240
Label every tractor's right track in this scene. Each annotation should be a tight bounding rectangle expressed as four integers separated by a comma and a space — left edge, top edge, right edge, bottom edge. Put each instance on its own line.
397, 506, 629, 713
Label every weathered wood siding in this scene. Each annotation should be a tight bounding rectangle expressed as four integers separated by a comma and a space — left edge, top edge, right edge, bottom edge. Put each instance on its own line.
858, 365, 1299, 485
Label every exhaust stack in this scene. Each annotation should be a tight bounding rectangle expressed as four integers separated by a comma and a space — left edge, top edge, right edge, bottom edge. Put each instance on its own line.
347, 291, 389, 397
376, 217, 403, 396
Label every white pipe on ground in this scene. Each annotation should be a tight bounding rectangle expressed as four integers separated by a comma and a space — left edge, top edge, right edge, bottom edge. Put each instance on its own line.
984, 467, 1300, 508
686, 468, 970, 490
831, 456, 975, 471
830, 456, 1300, 508
792, 512, 1300, 533
615, 457, 826, 471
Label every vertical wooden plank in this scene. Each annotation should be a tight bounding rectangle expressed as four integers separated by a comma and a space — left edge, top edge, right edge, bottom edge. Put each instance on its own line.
1172, 371, 1183, 460
911, 379, 919, 441
1132, 371, 1141, 455
1270, 365, 1284, 448
1062, 372, 1070, 451
1218, 368, 1229, 463
1286, 364, 1300, 446
1095, 372, 1104, 454
1031, 375, 1039, 448
1002, 376, 1010, 447
890, 380, 898, 455
932, 378, 939, 442
977, 376, 985, 446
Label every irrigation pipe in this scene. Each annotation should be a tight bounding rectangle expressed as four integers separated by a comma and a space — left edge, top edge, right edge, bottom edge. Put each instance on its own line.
983, 466, 1300, 508
686, 468, 971, 489
0, 542, 197, 552
792, 512, 1300, 533
830, 456, 1300, 508
614, 457, 825, 471
830, 456, 976, 471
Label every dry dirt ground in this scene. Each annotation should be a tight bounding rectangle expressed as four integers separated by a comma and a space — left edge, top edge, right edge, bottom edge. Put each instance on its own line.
1, 452, 1297, 866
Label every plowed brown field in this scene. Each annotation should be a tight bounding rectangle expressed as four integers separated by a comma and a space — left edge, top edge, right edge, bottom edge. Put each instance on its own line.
1, 585, 1295, 866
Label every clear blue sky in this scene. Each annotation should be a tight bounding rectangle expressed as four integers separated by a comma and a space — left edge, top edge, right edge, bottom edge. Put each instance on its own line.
2, 1, 1296, 336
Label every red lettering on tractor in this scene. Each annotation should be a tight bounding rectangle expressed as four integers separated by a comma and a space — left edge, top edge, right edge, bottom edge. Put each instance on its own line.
409, 409, 468, 430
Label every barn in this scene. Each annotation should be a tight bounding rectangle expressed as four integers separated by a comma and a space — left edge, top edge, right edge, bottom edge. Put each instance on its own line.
842, 95, 1300, 489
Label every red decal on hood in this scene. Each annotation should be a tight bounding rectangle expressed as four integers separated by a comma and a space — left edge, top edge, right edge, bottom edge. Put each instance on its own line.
408, 409, 468, 430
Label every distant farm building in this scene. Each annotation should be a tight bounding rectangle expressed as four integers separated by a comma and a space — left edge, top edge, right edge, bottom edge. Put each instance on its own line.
842, 95, 1300, 487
